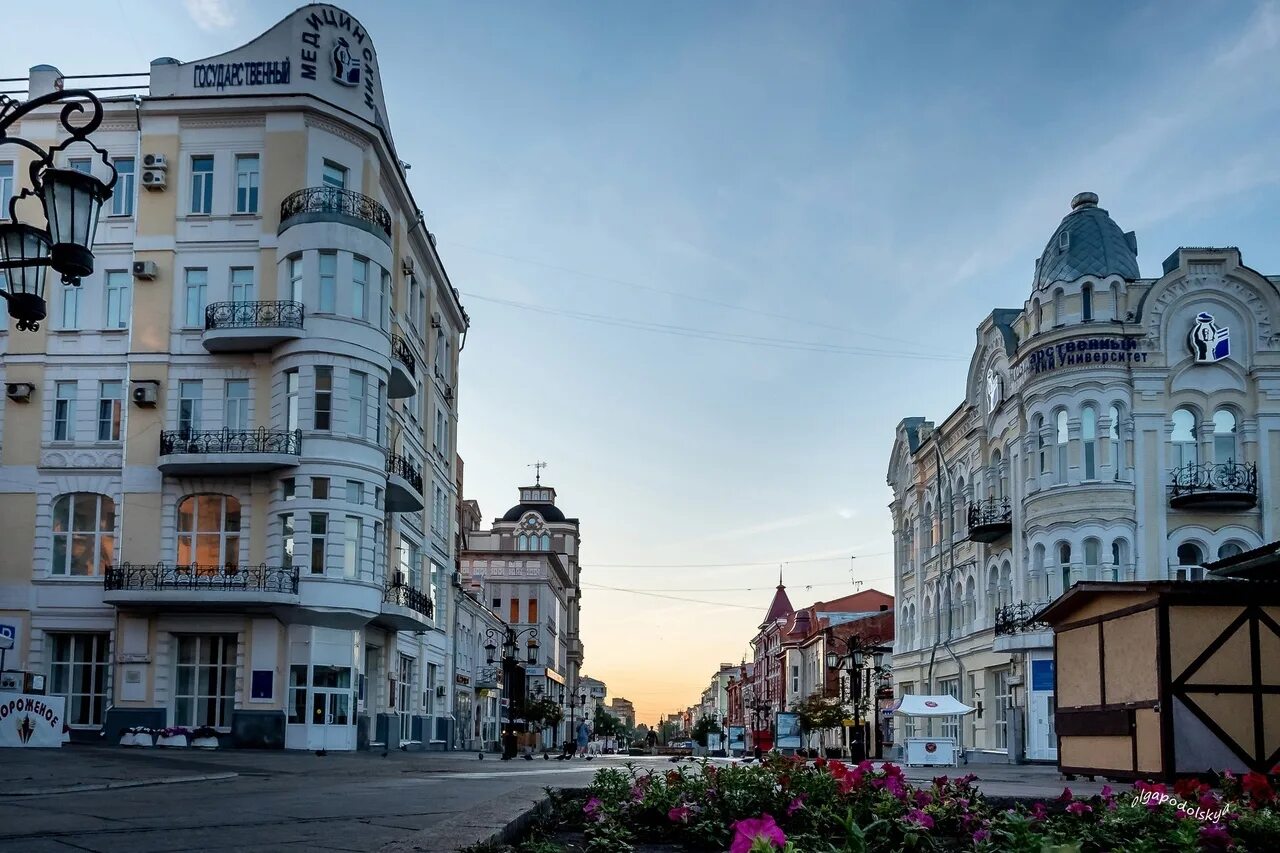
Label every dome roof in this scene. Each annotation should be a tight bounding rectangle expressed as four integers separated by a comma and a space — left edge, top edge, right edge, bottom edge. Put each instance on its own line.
1035, 192, 1139, 290
501, 503, 566, 523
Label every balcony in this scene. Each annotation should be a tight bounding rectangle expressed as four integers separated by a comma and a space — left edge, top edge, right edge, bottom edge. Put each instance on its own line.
385, 452, 424, 512
202, 300, 304, 353
388, 333, 416, 399
967, 498, 1012, 543
104, 562, 299, 607
376, 575, 435, 631
158, 428, 302, 475
278, 186, 391, 245
1169, 462, 1258, 510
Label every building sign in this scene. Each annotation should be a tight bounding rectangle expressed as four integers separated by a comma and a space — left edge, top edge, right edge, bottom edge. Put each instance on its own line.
299, 6, 379, 112
774, 712, 803, 750
1023, 337, 1147, 375
1031, 659, 1055, 692
1189, 312, 1230, 363
0, 693, 64, 748
192, 59, 291, 90
727, 725, 745, 751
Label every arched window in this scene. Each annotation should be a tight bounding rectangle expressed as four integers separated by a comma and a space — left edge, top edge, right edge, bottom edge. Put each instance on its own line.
1055, 410, 1069, 484
1110, 539, 1128, 581
986, 566, 999, 624
1000, 561, 1013, 608
1177, 542, 1204, 581
176, 494, 241, 571
943, 483, 954, 542
1082, 406, 1097, 480
941, 585, 953, 639
1213, 409, 1238, 464
1218, 542, 1245, 561
1081, 283, 1093, 322
1083, 538, 1101, 581
516, 533, 528, 551
1171, 408, 1198, 469
923, 503, 934, 550
1031, 299, 1042, 334
1108, 405, 1122, 478
1110, 282, 1122, 319
540, 533, 551, 551
1053, 289, 1064, 326
964, 577, 977, 631
955, 477, 967, 534
990, 450, 1003, 500
1058, 541, 1073, 592
51, 493, 116, 576
1035, 415, 1047, 475
1032, 544, 1046, 601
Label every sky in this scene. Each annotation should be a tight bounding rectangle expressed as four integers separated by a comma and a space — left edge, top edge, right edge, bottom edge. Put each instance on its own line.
11, 0, 1280, 725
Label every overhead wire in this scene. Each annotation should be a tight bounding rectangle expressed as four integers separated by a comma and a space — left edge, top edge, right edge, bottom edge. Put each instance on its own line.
585, 552, 889, 568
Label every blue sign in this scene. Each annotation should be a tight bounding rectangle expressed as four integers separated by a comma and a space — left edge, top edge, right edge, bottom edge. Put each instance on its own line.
1024, 337, 1147, 375
1031, 660, 1055, 692
1189, 312, 1230, 363
0, 624, 14, 641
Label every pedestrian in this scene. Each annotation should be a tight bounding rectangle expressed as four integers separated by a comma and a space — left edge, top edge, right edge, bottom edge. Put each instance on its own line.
576, 720, 590, 757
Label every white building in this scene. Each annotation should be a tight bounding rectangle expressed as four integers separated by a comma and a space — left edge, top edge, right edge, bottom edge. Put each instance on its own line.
0, 5, 466, 751
888, 192, 1280, 762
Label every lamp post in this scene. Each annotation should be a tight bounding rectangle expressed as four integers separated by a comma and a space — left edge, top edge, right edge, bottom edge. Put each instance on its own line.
484, 625, 539, 760
825, 633, 891, 762
0, 90, 117, 331
566, 690, 587, 756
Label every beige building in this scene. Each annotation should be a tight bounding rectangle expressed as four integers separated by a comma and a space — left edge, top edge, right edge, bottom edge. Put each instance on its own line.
888, 192, 1280, 763
0, 5, 467, 751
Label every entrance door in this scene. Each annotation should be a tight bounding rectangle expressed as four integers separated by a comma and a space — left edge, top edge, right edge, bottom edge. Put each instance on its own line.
307, 665, 355, 750
1026, 659, 1058, 761
398, 655, 414, 742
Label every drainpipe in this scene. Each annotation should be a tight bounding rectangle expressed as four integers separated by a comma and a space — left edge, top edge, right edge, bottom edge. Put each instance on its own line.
928, 440, 967, 759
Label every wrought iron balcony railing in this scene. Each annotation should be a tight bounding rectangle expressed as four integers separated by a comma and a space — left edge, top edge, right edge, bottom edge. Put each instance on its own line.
994, 601, 1050, 637
105, 562, 299, 594
1170, 462, 1257, 501
968, 498, 1012, 528
279, 186, 391, 237
385, 452, 424, 494
383, 576, 435, 619
391, 332, 416, 376
204, 300, 304, 331
160, 428, 302, 456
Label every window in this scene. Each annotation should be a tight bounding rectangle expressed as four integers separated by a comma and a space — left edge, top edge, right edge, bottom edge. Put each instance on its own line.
284, 369, 299, 431
1171, 408, 1198, 470
288, 665, 307, 724
1111, 282, 1122, 319
510, 598, 519, 623
404, 540, 422, 589
318, 252, 336, 312
234, 154, 259, 213
348, 371, 367, 437
397, 655, 414, 738
111, 157, 135, 216
281, 478, 295, 501
1108, 405, 1122, 477
1177, 543, 1205, 581
516, 533, 527, 551
174, 634, 236, 728
190, 156, 214, 214
408, 275, 420, 329
352, 257, 368, 320
380, 270, 390, 330
938, 678, 960, 740
1213, 409, 1238, 464
322, 160, 347, 189
540, 533, 551, 550
1081, 406, 1097, 479
343, 515, 362, 578
1035, 415, 1046, 475
310, 513, 328, 574
1052, 289, 1064, 326
60, 282, 82, 329
49, 633, 110, 726
54, 381, 77, 441
178, 380, 203, 435
97, 381, 122, 441
791, 664, 800, 695
184, 268, 208, 327
176, 494, 241, 569
311, 477, 330, 500
375, 381, 385, 444
224, 379, 249, 430
51, 493, 115, 576
426, 663, 438, 715
69, 157, 92, 174
345, 480, 364, 505
1219, 542, 1245, 561
314, 366, 332, 430
1055, 410, 1069, 484
528, 597, 539, 624
0, 161, 12, 214
287, 255, 303, 303
435, 330, 448, 377
280, 513, 295, 569
1081, 283, 1093, 321
1083, 538, 1101, 581
104, 270, 130, 329
994, 670, 1012, 750
434, 408, 447, 455
1058, 542, 1073, 592
230, 267, 255, 302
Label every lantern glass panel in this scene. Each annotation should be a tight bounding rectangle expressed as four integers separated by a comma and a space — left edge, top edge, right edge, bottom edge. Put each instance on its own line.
40, 168, 109, 280
0, 223, 50, 297
825, 651, 839, 670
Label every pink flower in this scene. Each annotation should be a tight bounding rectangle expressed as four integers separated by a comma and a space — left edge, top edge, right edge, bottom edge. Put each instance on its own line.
630, 784, 645, 801
904, 808, 934, 830
1065, 801, 1092, 816
913, 789, 933, 808
1030, 802, 1048, 822
730, 814, 787, 853
1200, 822, 1232, 851
972, 828, 991, 843
1100, 785, 1113, 800
786, 796, 806, 816
1057, 787, 1073, 803
583, 797, 603, 821
668, 805, 692, 823
932, 775, 950, 787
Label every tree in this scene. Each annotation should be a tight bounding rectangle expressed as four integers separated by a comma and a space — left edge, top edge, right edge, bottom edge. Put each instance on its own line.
524, 697, 563, 734
690, 715, 724, 748
792, 694, 847, 752
593, 706, 623, 739
659, 720, 679, 745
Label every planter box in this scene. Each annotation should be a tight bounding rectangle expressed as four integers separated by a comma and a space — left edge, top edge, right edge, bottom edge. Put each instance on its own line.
119, 733, 136, 747
132, 733, 155, 747
157, 735, 188, 748
191, 736, 220, 749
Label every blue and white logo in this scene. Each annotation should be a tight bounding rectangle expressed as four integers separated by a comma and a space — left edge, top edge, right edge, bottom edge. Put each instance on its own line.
331, 37, 361, 87
1189, 312, 1229, 363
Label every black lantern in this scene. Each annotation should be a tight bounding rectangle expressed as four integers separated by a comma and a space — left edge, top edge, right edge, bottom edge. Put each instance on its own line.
40, 167, 112, 282
484, 641, 497, 664
825, 649, 839, 670
527, 638, 539, 664
852, 648, 865, 668
0, 223, 51, 331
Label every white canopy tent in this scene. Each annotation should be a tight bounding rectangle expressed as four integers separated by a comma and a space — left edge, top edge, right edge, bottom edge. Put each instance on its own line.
892, 695, 977, 766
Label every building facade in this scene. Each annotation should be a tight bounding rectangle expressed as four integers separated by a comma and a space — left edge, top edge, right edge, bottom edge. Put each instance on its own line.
0, 5, 466, 751
888, 191, 1280, 762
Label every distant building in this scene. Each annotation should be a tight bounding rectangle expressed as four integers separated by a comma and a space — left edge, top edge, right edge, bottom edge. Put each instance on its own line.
609, 697, 635, 730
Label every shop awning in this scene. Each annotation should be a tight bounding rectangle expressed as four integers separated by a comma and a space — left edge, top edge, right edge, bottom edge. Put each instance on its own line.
890, 695, 976, 717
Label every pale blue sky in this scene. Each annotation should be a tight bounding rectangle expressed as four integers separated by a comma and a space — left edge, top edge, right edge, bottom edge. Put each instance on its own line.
12, 0, 1280, 721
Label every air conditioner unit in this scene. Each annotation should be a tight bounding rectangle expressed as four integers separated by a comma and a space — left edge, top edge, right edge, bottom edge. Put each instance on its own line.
435, 685, 446, 698
430, 312, 441, 329
401, 258, 414, 276
132, 260, 158, 280
141, 169, 167, 190
5, 382, 33, 402
142, 153, 168, 170
130, 380, 160, 407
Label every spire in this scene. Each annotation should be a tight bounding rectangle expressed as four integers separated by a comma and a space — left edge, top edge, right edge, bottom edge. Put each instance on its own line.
761, 576, 794, 628
528, 460, 547, 485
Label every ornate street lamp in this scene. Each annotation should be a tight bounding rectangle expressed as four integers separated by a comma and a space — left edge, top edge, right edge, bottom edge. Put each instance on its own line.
0, 90, 117, 331
483, 625, 540, 760
826, 632, 891, 762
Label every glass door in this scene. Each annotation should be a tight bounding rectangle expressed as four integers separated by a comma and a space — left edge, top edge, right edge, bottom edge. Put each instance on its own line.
398, 655, 414, 742
307, 665, 355, 751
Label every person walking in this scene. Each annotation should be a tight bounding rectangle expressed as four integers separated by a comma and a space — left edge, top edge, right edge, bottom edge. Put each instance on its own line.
576, 720, 590, 757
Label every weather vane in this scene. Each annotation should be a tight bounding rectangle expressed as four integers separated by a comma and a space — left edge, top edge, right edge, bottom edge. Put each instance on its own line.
529, 460, 547, 485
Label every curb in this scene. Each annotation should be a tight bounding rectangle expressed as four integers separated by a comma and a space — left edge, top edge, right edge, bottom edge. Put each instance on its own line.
378, 785, 552, 853
0, 771, 239, 797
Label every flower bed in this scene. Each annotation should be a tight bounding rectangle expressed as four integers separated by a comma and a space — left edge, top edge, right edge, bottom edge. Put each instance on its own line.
497, 756, 1280, 852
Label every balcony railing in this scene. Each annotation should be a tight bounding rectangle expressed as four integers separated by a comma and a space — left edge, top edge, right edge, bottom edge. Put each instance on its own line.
386, 452, 424, 494
204, 300, 304, 331
105, 562, 299, 594
967, 497, 1012, 543
1169, 461, 1258, 509
391, 333, 416, 376
383, 577, 434, 619
994, 601, 1050, 637
279, 186, 391, 238
160, 428, 302, 457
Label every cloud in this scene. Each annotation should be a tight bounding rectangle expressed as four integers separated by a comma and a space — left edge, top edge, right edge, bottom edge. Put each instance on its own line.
184, 0, 236, 32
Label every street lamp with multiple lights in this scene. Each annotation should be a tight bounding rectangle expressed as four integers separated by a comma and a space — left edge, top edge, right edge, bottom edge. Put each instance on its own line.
0, 90, 117, 331
825, 632, 891, 761
484, 626, 539, 760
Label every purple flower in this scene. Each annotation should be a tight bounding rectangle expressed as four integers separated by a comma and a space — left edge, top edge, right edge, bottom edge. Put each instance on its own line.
1057, 787, 1073, 803
1030, 802, 1048, 822
630, 784, 645, 801
932, 775, 950, 787
972, 828, 991, 843
786, 795, 806, 816
904, 808, 934, 830
730, 814, 787, 853
583, 797, 603, 821
1200, 823, 1232, 850
1066, 801, 1092, 816
668, 805, 692, 823
913, 789, 933, 808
